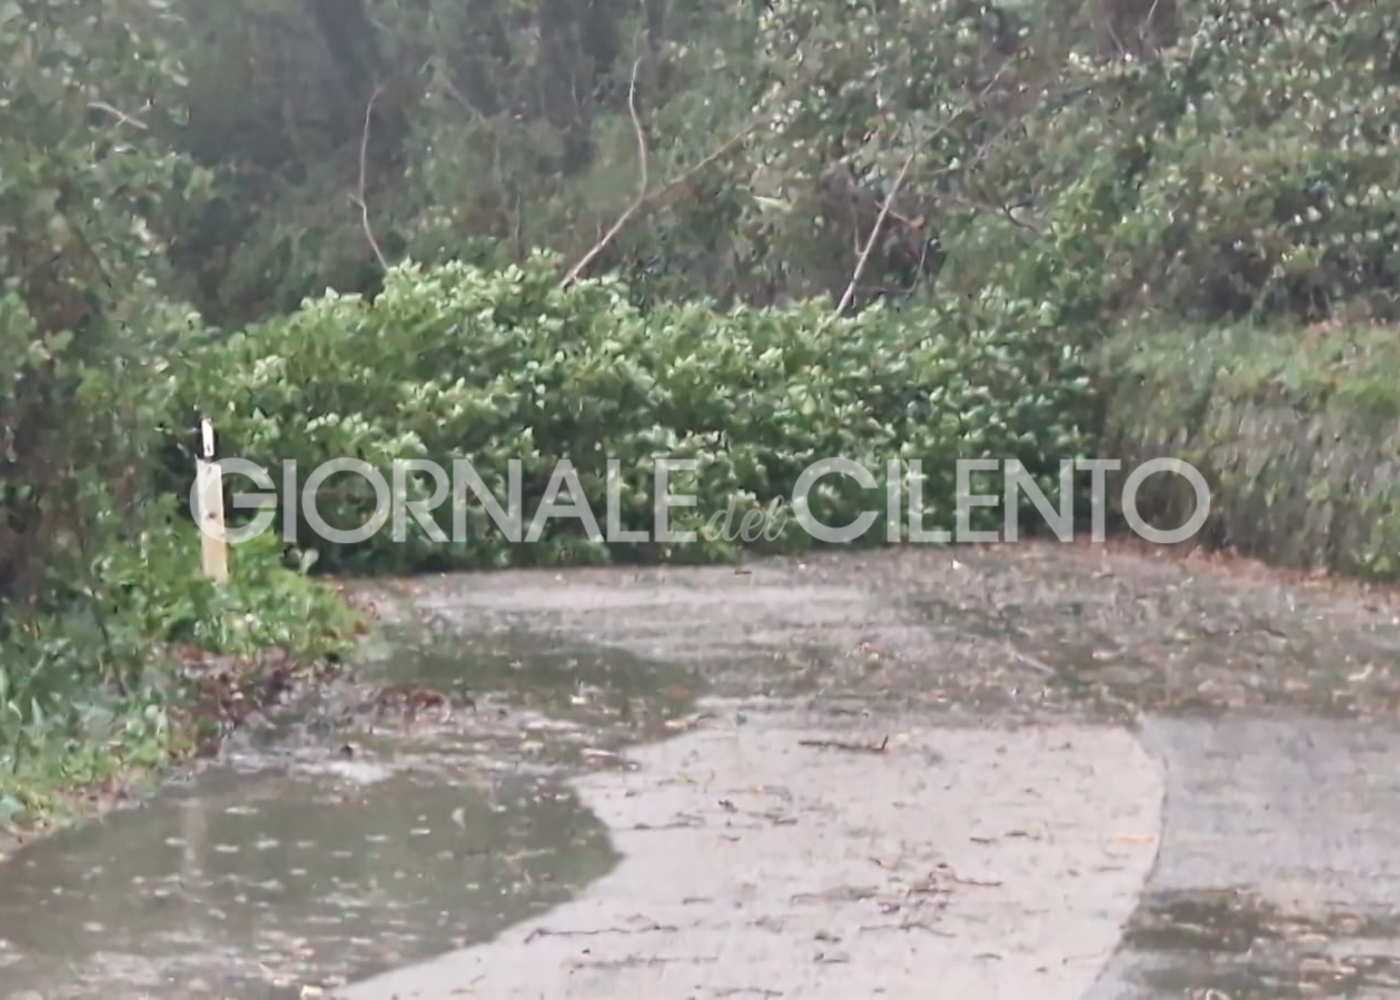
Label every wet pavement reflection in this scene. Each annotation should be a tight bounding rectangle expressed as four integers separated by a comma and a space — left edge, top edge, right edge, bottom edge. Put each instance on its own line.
0, 630, 700, 999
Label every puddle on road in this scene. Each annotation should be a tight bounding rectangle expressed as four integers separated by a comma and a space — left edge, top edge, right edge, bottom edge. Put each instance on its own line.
0, 629, 704, 999
365, 626, 702, 741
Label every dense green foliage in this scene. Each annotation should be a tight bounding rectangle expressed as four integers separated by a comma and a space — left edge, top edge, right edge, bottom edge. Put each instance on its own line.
6, 0, 1400, 825
177, 254, 1093, 572
1103, 322, 1400, 580
0, 1, 355, 829
0, 524, 358, 825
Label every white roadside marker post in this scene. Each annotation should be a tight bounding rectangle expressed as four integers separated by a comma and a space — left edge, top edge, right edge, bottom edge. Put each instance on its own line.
193, 413, 229, 584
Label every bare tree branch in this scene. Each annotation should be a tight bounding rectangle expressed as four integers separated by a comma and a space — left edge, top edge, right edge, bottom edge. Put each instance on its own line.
648, 113, 773, 210
557, 77, 787, 291
829, 148, 918, 320
827, 74, 1008, 322
1140, 0, 1164, 43
349, 83, 389, 270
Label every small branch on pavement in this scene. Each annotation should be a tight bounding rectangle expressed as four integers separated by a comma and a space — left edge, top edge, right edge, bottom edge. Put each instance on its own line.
798, 734, 890, 754
859, 920, 955, 936
525, 920, 680, 943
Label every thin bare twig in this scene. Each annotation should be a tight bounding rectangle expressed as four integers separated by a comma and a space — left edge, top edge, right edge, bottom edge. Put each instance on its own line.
829, 149, 918, 319
1140, 0, 1165, 44
87, 101, 148, 131
349, 83, 389, 270
651, 115, 772, 206
557, 57, 647, 291
798, 734, 889, 754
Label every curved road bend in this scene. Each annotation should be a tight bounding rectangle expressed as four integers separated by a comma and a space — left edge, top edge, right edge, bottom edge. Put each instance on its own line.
337, 545, 1400, 1000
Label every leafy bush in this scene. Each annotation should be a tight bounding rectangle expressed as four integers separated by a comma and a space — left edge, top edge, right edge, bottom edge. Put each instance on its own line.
944, 1, 1400, 329
0, 0, 203, 617
0, 512, 359, 828
173, 253, 1095, 574
0, 0, 360, 828
1100, 321, 1400, 581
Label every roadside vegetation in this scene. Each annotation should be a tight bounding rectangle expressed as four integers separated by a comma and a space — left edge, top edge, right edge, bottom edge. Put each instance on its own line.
4, 0, 1400, 831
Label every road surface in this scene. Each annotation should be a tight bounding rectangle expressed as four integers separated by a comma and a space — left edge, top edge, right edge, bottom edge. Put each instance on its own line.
334, 544, 1400, 999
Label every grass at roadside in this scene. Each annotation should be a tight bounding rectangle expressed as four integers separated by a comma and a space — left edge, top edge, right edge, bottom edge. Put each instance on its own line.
0, 526, 364, 852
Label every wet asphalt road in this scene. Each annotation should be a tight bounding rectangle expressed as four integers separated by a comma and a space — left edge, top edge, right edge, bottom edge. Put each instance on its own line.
338, 544, 1400, 999
3, 542, 1400, 998
1090, 716, 1400, 999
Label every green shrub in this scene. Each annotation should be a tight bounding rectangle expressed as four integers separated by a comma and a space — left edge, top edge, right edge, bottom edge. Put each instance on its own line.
0, 508, 359, 828
0, 0, 365, 830
1101, 322, 1400, 580
173, 253, 1095, 574
978, 1, 1400, 329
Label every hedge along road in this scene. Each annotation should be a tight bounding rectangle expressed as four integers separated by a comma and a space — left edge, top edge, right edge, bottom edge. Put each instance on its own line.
333, 541, 1400, 1000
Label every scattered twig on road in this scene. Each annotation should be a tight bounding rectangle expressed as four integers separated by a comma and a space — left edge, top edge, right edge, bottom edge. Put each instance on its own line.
906, 864, 1004, 896
631, 812, 706, 831
663, 710, 717, 732
933, 863, 1004, 888
569, 954, 718, 970
714, 989, 784, 998
790, 886, 881, 904
906, 881, 952, 897
525, 920, 679, 943
797, 734, 889, 754
1007, 644, 1057, 676
859, 920, 955, 937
